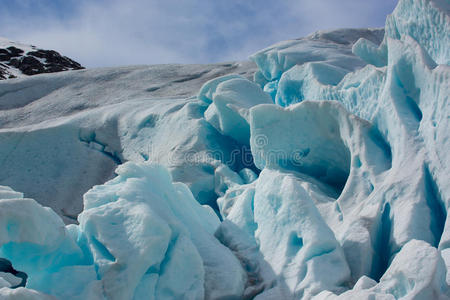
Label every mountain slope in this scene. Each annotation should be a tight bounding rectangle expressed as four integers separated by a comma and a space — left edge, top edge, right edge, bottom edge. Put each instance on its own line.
0, 38, 84, 80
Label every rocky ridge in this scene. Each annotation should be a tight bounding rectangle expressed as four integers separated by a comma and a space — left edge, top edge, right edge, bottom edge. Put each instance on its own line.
0, 38, 83, 80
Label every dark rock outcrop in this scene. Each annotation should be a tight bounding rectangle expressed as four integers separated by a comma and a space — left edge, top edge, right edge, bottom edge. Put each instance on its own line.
0, 40, 84, 80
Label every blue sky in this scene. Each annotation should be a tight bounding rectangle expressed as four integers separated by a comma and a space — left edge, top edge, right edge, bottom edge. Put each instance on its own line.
0, 0, 398, 67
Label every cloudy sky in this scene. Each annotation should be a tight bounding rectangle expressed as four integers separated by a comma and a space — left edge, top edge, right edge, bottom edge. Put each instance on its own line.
0, 0, 397, 67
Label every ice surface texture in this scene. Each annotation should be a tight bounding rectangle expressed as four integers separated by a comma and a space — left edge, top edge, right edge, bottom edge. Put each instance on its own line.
0, 0, 449, 299
0, 62, 257, 223
0, 164, 245, 300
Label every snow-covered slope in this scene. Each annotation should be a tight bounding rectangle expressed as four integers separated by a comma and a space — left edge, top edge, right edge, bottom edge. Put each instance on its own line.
0, 61, 257, 223
0, 37, 84, 80
0, 0, 449, 299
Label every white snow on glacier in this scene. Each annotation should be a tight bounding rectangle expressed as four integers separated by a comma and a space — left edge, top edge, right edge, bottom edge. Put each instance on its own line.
0, 62, 257, 223
0, 0, 449, 299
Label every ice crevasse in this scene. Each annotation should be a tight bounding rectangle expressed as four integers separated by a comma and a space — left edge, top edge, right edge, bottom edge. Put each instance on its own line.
0, 0, 449, 299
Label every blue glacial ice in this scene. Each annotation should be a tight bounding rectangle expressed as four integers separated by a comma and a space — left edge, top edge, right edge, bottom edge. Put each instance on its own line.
0, 163, 246, 300
0, 0, 449, 299
201, 75, 272, 145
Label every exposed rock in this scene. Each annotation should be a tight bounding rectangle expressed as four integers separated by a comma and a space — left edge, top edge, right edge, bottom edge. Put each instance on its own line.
0, 38, 84, 80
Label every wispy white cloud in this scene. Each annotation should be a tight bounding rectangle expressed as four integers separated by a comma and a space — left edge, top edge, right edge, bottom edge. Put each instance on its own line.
0, 0, 397, 67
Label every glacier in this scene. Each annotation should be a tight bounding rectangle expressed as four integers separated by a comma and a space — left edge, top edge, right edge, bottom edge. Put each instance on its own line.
0, 0, 449, 299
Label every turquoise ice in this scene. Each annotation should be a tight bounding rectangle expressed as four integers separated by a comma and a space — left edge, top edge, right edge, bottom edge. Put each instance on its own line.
0, 0, 449, 299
